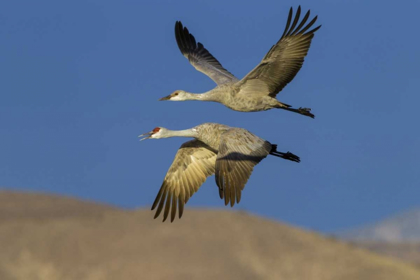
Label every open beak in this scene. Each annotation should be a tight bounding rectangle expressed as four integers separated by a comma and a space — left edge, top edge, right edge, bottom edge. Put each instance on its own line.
138, 131, 153, 141
158, 95, 171, 101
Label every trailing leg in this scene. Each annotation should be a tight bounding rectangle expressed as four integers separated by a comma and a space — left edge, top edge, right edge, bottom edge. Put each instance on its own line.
275, 103, 315, 118
270, 145, 300, 163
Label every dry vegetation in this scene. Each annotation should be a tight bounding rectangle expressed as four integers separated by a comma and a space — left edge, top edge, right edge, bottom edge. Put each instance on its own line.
1, 190, 420, 280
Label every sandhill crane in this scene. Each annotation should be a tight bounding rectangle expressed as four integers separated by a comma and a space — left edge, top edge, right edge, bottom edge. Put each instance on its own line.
139, 123, 300, 222
159, 6, 321, 118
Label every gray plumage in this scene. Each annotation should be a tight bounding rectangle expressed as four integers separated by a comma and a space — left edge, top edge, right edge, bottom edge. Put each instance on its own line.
139, 123, 300, 222
159, 6, 321, 118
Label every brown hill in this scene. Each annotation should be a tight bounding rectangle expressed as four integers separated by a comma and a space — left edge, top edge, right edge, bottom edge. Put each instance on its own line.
334, 208, 420, 266
1, 191, 420, 280
337, 208, 420, 242
348, 241, 420, 267
0, 191, 120, 222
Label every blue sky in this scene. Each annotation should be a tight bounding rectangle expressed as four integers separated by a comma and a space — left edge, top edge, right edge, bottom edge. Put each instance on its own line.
0, 0, 419, 232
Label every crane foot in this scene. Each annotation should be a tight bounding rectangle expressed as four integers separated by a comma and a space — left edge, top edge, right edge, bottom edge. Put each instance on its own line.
298, 107, 315, 118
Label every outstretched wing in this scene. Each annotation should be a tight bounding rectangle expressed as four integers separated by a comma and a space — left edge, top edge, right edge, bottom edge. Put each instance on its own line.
237, 6, 321, 97
215, 128, 272, 207
152, 140, 217, 222
175, 21, 239, 85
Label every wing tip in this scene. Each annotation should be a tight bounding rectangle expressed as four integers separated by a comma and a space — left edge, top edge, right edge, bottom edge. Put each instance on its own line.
175, 20, 198, 54
282, 6, 321, 38
175, 21, 183, 34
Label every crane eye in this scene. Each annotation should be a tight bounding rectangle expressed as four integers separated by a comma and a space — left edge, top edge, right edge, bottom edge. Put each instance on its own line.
173, 92, 179, 96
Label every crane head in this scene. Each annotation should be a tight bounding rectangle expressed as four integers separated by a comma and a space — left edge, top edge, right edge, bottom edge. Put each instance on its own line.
158, 90, 186, 101
139, 127, 167, 141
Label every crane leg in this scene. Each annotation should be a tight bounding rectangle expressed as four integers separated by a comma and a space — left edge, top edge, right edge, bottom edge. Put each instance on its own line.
270, 145, 300, 163
279, 106, 315, 118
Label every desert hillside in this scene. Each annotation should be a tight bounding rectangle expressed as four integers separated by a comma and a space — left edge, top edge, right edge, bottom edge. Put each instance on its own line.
1, 190, 420, 280
335, 208, 420, 266
348, 241, 420, 267
337, 208, 420, 242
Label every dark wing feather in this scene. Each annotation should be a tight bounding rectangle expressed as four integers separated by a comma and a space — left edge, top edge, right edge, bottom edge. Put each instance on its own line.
151, 140, 217, 222
237, 6, 321, 97
215, 129, 272, 207
175, 21, 238, 85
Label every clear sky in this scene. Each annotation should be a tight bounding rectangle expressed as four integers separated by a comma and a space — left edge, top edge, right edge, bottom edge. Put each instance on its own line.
1, 0, 419, 232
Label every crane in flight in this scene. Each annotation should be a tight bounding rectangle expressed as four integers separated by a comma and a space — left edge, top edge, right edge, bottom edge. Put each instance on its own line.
139, 123, 300, 222
159, 6, 321, 118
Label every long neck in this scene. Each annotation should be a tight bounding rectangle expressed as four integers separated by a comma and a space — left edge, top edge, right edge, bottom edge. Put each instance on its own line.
164, 128, 198, 139
184, 89, 221, 102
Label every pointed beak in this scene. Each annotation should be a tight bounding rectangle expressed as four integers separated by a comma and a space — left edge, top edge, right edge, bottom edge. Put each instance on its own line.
158, 95, 171, 101
138, 131, 153, 141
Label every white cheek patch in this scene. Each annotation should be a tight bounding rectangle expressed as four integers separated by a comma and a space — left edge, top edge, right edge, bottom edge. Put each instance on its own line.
170, 96, 181, 101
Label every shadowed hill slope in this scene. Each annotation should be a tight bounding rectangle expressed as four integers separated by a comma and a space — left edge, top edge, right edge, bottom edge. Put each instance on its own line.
335, 208, 420, 266
1, 191, 420, 280
337, 208, 420, 242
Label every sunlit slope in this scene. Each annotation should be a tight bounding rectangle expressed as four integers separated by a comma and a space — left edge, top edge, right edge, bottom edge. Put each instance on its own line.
349, 241, 420, 267
1, 191, 419, 280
